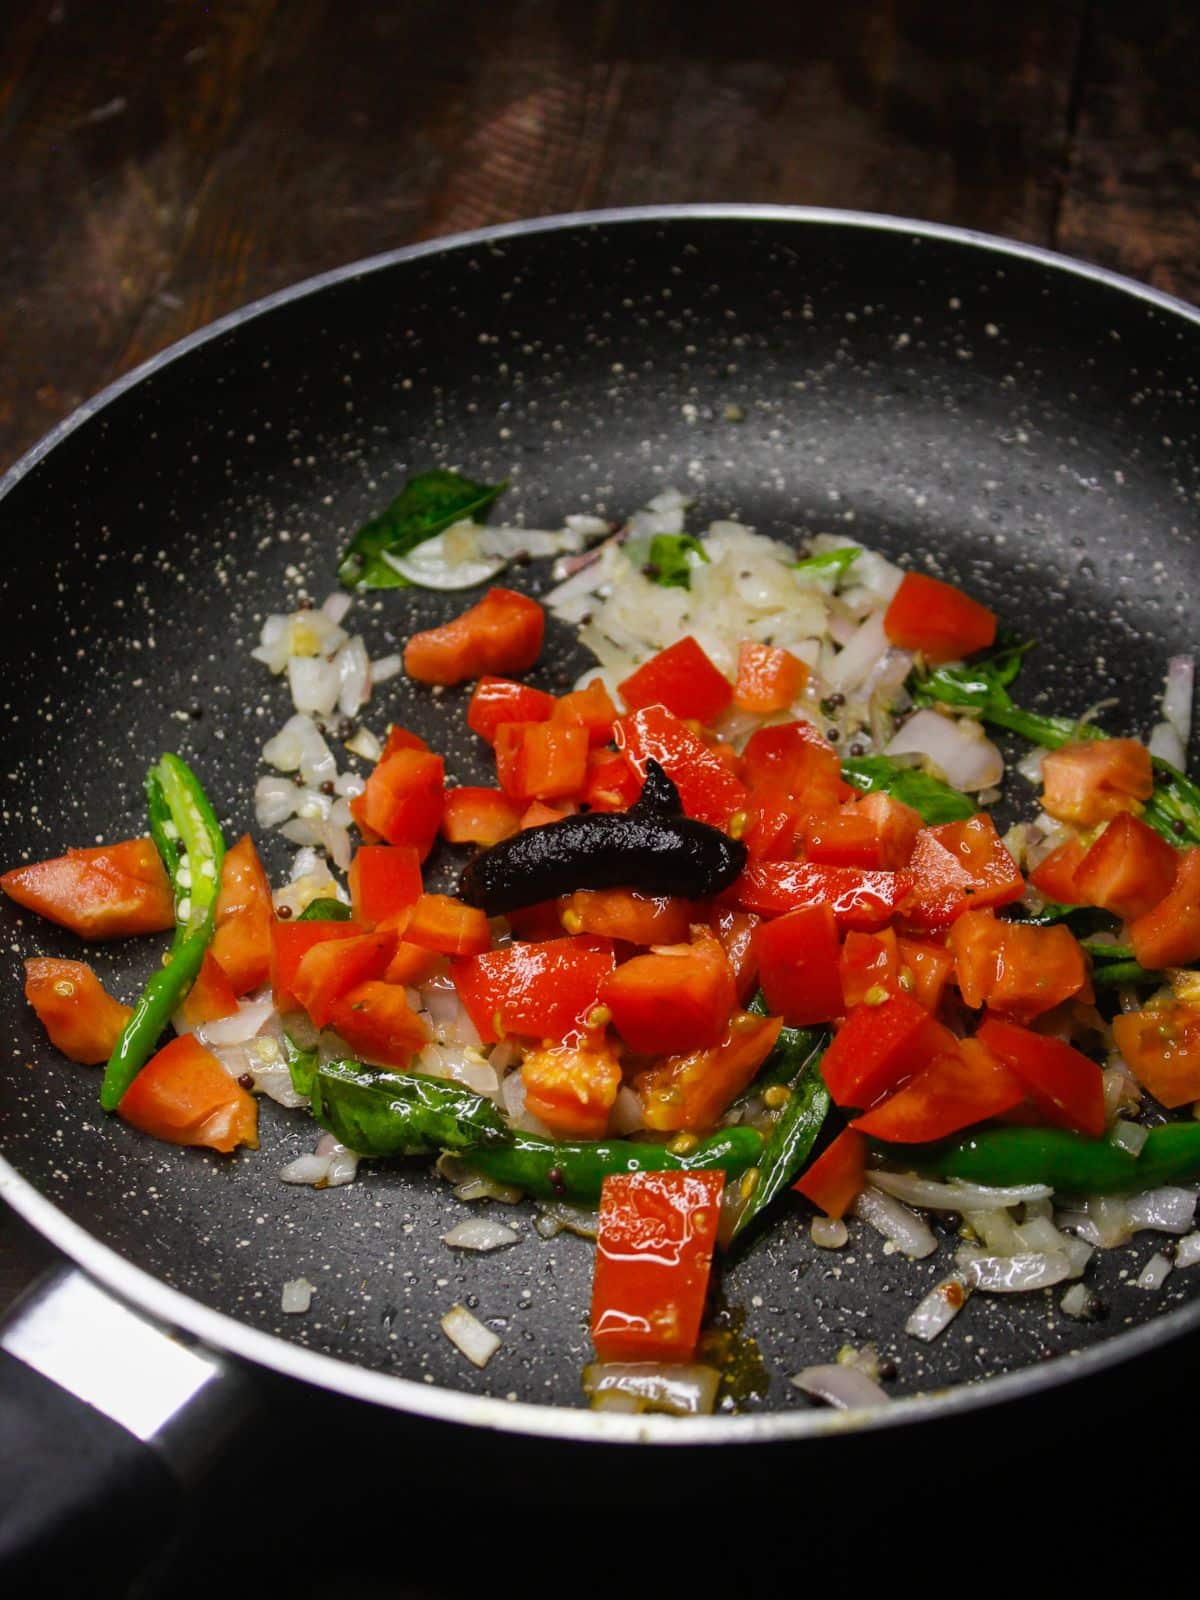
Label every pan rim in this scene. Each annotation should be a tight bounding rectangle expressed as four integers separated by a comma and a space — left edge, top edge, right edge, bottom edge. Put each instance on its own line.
3, 203, 1200, 1443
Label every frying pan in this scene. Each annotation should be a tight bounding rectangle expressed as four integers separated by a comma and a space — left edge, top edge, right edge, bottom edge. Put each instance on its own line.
2, 206, 1200, 1583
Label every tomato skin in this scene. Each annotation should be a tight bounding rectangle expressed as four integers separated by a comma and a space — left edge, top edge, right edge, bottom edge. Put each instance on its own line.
902, 815, 1023, 929
840, 928, 899, 1009
806, 792, 923, 870
615, 705, 748, 828
326, 981, 430, 1068
23, 957, 133, 1065
467, 676, 556, 745
1074, 813, 1179, 921
947, 910, 1092, 1021
404, 587, 544, 685
1130, 848, 1200, 969
118, 1035, 258, 1153
1, 838, 174, 940
1113, 1002, 1200, 1108
270, 919, 366, 1011
348, 845, 423, 924
896, 936, 954, 1013
494, 721, 589, 803
793, 1129, 867, 1218
451, 936, 616, 1045
180, 951, 240, 1029
521, 1040, 623, 1139
740, 782, 802, 862
551, 680, 618, 746
383, 939, 445, 987
709, 906, 761, 1002
591, 1170, 724, 1363
403, 893, 492, 957
618, 636, 733, 727
561, 889, 697, 947
602, 935, 736, 1055
633, 1012, 782, 1132
853, 1037, 1025, 1143
1028, 837, 1087, 905
820, 993, 942, 1108
292, 929, 397, 1028
580, 748, 641, 813
753, 904, 844, 1026
1040, 738, 1154, 827
731, 860, 913, 932
883, 571, 997, 664
210, 835, 273, 994
733, 642, 809, 714
741, 722, 852, 818
975, 1015, 1105, 1137
356, 748, 445, 857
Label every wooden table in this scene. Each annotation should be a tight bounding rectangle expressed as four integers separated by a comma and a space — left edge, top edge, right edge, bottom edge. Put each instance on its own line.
2, 0, 1197, 475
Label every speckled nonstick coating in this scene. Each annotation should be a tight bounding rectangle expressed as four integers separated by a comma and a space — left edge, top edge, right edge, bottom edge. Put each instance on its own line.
2, 208, 1199, 1444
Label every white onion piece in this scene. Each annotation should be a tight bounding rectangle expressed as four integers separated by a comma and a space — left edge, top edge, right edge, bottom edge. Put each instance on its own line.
334, 770, 366, 798
1126, 1186, 1197, 1234
958, 1249, 1073, 1292
369, 652, 403, 686
1164, 655, 1194, 746
811, 1216, 849, 1249
199, 997, 275, 1047
790, 1364, 892, 1410
264, 714, 337, 788
1057, 1196, 1132, 1249
963, 1207, 1026, 1256
1149, 722, 1187, 769
535, 1202, 599, 1240
905, 1276, 972, 1341
281, 817, 352, 871
441, 1305, 501, 1368
1060, 1283, 1099, 1319
478, 525, 590, 560
583, 1362, 719, 1417
281, 1278, 315, 1314
609, 1085, 646, 1136
1016, 1215, 1092, 1278
885, 708, 1004, 792
335, 635, 371, 716
869, 1170, 1052, 1211
1137, 1251, 1174, 1290
322, 591, 353, 625
280, 1154, 330, 1184
1109, 1119, 1149, 1157
384, 527, 508, 589
828, 611, 889, 694
252, 1061, 309, 1108
1016, 745, 1047, 785
255, 774, 299, 827
288, 655, 340, 718
1174, 1232, 1200, 1270
853, 1185, 937, 1259
442, 1219, 519, 1252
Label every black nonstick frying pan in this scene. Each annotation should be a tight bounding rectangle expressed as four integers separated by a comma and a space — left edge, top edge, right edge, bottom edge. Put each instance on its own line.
2, 206, 1200, 1582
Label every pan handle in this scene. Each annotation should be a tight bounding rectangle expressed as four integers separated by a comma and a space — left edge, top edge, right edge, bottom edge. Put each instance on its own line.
0, 1265, 255, 1593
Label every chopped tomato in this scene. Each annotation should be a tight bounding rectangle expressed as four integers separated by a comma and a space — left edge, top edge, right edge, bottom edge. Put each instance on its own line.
975, 1015, 1105, 1137
403, 894, 492, 957
591, 1170, 724, 1363
580, 748, 641, 812
854, 1037, 1025, 1142
882, 571, 997, 664
118, 1035, 257, 1153
618, 636, 733, 727
615, 705, 748, 828
1113, 1002, 1200, 1109
521, 1039, 623, 1138
467, 676, 556, 744
948, 910, 1092, 1021
733, 642, 809, 714
354, 748, 445, 857
210, 835, 273, 994
896, 936, 954, 1013
839, 928, 899, 1009
792, 1129, 867, 1219
810, 791, 923, 871
633, 1012, 782, 1132
602, 935, 736, 1055
731, 860, 913, 932
1, 838, 174, 941
903, 815, 1023, 928
741, 722, 852, 816
292, 929, 397, 1028
326, 981, 430, 1067
180, 951, 240, 1030
383, 939, 444, 987
348, 845, 423, 924
560, 888, 696, 947
494, 721, 589, 802
507, 899, 568, 941
404, 586, 544, 685
1040, 738, 1153, 828
1028, 837, 1087, 905
740, 781, 802, 861
519, 801, 571, 830
820, 993, 945, 1108
381, 723, 431, 760
1074, 812, 1179, 921
1130, 849, 1200, 969
753, 904, 844, 1026
440, 787, 523, 848
551, 679, 618, 746
23, 957, 133, 1065
709, 906, 760, 1001
270, 918, 366, 1012
451, 936, 616, 1045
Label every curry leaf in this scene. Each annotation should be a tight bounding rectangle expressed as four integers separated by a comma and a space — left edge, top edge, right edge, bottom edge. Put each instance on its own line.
791, 547, 860, 583
626, 532, 710, 589
337, 469, 507, 591
839, 756, 976, 824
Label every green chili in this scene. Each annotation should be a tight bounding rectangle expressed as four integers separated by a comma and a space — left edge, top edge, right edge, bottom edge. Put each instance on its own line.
309, 1060, 511, 1157
465, 1127, 765, 1203
727, 1033, 830, 1244
896, 1121, 1200, 1194
100, 755, 225, 1111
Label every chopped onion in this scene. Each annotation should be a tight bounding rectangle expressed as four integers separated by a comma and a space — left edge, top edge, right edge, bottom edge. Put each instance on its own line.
1137, 1250, 1174, 1290
1174, 1231, 1200, 1270
199, 996, 275, 1047
442, 1219, 520, 1252
321, 591, 353, 625
957, 1248, 1073, 1292
853, 1185, 937, 1259
435, 1152, 523, 1204
281, 1278, 315, 1314
1060, 1283, 1103, 1320
609, 1085, 645, 1136
1150, 722, 1187, 769
335, 635, 371, 716
905, 1276, 972, 1341
583, 1362, 719, 1416
384, 529, 508, 589
1126, 1186, 1197, 1234
828, 611, 889, 694
885, 708, 1004, 792
869, 1170, 1051, 1211
288, 655, 340, 718
441, 1304, 501, 1368
535, 1202, 600, 1240
1163, 654, 1194, 746
280, 1154, 330, 1185
811, 1216, 849, 1249
790, 1364, 892, 1410
1016, 745, 1047, 785
1109, 1119, 1149, 1157
369, 652, 403, 685
255, 774, 299, 826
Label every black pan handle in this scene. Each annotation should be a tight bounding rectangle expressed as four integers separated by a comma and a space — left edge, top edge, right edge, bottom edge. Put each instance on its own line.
0, 1265, 255, 1594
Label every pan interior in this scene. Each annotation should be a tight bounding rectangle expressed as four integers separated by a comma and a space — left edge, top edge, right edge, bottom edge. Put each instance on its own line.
2, 212, 1199, 1423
